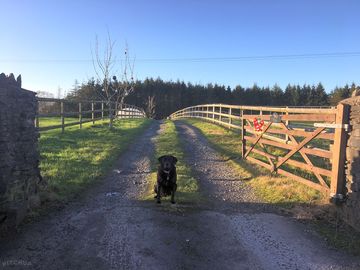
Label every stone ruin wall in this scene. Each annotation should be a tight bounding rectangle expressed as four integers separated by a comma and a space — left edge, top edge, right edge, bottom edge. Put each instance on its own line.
340, 95, 360, 231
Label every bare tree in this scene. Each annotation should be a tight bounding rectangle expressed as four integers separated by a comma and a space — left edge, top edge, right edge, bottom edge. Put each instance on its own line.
145, 95, 156, 118
92, 33, 135, 128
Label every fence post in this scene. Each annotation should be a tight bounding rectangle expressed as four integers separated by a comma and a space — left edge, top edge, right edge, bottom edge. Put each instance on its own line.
35, 115, 39, 129
60, 101, 64, 133
219, 106, 222, 123
91, 102, 95, 124
285, 106, 289, 143
212, 106, 215, 122
101, 102, 104, 120
330, 103, 350, 197
229, 107, 232, 129
79, 102, 82, 129
241, 109, 246, 158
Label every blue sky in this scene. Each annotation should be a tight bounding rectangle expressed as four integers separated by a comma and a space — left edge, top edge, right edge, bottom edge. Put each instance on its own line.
1, 0, 359, 95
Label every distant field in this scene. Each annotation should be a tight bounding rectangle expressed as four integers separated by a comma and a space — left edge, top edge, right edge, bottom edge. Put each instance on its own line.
39, 118, 152, 201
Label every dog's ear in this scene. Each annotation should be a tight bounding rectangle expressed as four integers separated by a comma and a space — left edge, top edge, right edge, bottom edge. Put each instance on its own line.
171, 156, 178, 164
158, 155, 166, 162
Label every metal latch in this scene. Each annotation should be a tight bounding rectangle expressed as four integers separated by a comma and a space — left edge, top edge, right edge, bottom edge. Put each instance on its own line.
314, 123, 350, 132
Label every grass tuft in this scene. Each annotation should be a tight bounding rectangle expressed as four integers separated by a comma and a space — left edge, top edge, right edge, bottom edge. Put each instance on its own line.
141, 120, 202, 204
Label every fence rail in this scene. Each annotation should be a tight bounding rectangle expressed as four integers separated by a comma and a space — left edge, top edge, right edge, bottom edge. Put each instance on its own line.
36, 97, 146, 132
170, 103, 349, 197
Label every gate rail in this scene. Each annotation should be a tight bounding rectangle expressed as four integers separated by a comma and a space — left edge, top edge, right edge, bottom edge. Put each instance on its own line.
170, 104, 349, 197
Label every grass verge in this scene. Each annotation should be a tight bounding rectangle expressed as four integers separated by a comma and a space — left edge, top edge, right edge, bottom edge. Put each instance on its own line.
141, 120, 201, 205
39, 118, 152, 202
181, 118, 360, 256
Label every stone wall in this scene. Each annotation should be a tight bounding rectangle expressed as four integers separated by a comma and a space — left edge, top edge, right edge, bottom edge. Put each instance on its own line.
0, 73, 42, 230
340, 95, 360, 231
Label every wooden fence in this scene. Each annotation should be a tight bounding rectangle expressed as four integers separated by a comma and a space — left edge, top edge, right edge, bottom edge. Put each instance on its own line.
36, 97, 146, 132
170, 104, 350, 197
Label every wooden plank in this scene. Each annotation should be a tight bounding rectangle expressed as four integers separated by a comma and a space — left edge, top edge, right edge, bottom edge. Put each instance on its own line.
247, 156, 273, 170
37, 112, 80, 118
250, 148, 276, 160
285, 159, 332, 178
330, 103, 350, 196
38, 117, 103, 131
276, 127, 325, 169
277, 169, 329, 193
190, 110, 242, 120
244, 123, 272, 158
244, 127, 289, 144
244, 135, 332, 159
37, 97, 106, 103
242, 114, 336, 122
244, 125, 334, 140
192, 104, 336, 114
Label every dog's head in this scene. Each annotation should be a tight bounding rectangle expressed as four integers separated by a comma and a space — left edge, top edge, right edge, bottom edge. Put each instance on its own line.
158, 155, 177, 173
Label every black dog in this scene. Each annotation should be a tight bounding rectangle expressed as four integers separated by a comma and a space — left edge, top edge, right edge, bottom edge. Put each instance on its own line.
154, 155, 177, 204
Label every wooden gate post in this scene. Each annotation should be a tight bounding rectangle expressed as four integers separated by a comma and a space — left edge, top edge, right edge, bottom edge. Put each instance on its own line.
330, 103, 350, 197
229, 108, 232, 129
60, 101, 64, 133
91, 102, 95, 124
101, 102, 104, 120
219, 106, 222, 123
212, 106, 215, 122
79, 102, 82, 129
241, 109, 246, 158
285, 106, 289, 143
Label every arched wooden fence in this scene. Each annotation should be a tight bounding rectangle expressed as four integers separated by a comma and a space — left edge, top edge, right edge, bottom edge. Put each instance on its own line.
170, 104, 350, 198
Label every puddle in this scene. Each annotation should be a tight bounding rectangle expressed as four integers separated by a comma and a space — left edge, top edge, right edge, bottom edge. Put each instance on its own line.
105, 192, 120, 197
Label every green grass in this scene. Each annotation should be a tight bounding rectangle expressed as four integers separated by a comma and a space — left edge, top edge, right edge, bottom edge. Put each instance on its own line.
314, 219, 360, 256
182, 118, 324, 207
141, 120, 201, 204
39, 118, 152, 202
39, 117, 98, 128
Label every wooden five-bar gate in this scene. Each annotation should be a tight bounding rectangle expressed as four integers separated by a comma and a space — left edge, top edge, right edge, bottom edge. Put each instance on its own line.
170, 104, 350, 198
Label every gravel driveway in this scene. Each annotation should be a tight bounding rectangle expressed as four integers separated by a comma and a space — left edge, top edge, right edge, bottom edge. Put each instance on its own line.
0, 120, 359, 270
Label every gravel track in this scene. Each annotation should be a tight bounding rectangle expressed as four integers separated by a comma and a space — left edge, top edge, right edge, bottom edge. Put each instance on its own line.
175, 121, 360, 270
0, 120, 359, 270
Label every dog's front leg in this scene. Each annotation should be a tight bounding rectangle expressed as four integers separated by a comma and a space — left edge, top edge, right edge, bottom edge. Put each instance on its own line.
157, 185, 162, 204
